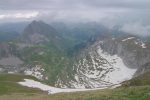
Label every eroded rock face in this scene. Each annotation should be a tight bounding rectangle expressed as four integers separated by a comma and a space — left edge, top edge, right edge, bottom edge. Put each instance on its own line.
0, 43, 14, 58
135, 62, 150, 76
0, 42, 23, 72
101, 37, 150, 69
55, 36, 150, 88
0, 56, 23, 66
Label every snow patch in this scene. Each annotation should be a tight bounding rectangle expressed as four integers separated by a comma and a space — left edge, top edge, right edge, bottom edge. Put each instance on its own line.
8, 71, 15, 74
24, 65, 45, 80
122, 37, 135, 42
134, 40, 146, 48
18, 79, 112, 94
141, 42, 146, 48
97, 47, 137, 84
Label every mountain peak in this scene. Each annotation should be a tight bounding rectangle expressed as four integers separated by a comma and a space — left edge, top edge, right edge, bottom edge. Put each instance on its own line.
22, 20, 61, 44
30, 20, 45, 25
28, 20, 50, 29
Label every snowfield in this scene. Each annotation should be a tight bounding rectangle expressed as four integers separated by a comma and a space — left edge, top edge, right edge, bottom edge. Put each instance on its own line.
59, 46, 137, 89
18, 79, 118, 94
97, 47, 137, 84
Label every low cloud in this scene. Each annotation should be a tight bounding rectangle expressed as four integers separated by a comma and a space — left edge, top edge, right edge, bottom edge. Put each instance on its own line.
0, 0, 150, 36
0, 12, 39, 19
120, 22, 150, 36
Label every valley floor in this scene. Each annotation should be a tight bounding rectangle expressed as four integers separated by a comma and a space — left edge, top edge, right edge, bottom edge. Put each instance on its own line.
1, 70, 150, 100
0, 86, 150, 100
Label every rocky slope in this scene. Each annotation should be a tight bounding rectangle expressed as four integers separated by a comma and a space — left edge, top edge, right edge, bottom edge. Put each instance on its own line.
55, 35, 150, 88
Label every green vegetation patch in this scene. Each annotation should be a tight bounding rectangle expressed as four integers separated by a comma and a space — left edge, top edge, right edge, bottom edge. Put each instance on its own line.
0, 74, 43, 95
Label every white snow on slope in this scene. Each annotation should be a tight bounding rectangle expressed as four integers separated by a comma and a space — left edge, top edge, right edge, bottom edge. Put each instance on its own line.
24, 65, 45, 80
141, 42, 146, 48
18, 79, 112, 94
134, 39, 147, 49
122, 37, 135, 42
65, 46, 137, 89
97, 47, 137, 84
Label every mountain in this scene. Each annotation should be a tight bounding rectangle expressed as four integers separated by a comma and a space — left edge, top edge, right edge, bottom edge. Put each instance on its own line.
54, 35, 150, 88
21, 20, 62, 45
0, 20, 150, 90
0, 21, 74, 85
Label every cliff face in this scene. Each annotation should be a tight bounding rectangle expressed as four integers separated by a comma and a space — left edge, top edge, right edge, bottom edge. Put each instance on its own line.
101, 37, 150, 69
0, 42, 24, 73
104, 37, 150, 67
0, 43, 14, 58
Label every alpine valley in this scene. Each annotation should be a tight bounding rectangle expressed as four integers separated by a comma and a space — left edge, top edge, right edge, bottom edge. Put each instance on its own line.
0, 21, 150, 88
0, 20, 150, 99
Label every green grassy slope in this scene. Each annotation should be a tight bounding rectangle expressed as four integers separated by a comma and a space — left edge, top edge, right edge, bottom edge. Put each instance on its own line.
0, 74, 43, 95
0, 86, 150, 100
0, 71, 150, 100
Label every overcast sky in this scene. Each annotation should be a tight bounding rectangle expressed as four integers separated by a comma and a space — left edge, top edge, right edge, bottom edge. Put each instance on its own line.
0, 0, 150, 36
